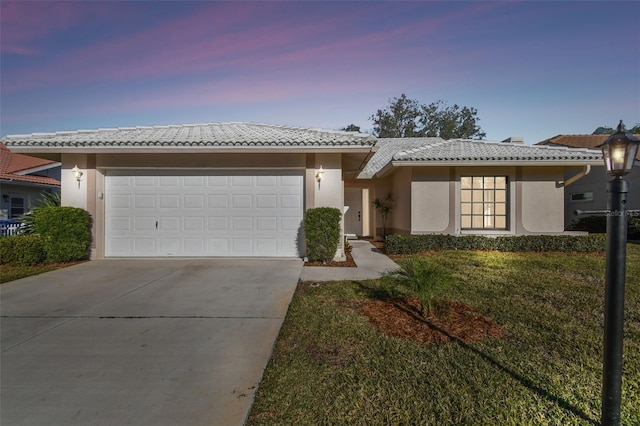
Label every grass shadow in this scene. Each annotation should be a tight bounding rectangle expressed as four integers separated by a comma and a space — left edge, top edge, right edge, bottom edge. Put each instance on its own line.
387, 297, 600, 425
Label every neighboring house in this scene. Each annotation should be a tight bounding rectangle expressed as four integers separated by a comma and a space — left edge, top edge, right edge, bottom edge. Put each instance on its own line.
536, 134, 640, 228
0, 143, 61, 220
1, 123, 603, 260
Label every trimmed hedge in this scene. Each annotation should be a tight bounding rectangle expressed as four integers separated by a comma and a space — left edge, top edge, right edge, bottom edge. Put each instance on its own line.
0, 234, 46, 266
385, 234, 607, 255
570, 215, 640, 240
304, 207, 342, 264
34, 206, 92, 263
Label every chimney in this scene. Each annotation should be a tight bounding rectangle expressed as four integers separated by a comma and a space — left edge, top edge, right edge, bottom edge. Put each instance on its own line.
502, 137, 524, 144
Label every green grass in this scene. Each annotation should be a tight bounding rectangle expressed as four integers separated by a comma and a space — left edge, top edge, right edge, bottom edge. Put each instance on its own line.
248, 246, 640, 425
0, 262, 81, 284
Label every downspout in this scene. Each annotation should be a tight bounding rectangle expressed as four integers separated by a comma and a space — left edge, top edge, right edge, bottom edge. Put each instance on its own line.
556, 164, 591, 188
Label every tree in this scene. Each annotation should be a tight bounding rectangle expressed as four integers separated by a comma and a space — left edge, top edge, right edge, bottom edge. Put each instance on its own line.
373, 193, 393, 237
341, 124, 361, 132
592, 126, 615, 135
370, 94, 486, 140
592, 123, 640, 135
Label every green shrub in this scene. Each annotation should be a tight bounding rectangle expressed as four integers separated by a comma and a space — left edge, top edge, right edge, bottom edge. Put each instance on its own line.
304, 207, 342, 264
34, 206, 92, 263
383, 257, 453, 316
570, 214, 640, 240
0, 234, 46, 266
569, 215, 607, 234
386, 233, 606, 255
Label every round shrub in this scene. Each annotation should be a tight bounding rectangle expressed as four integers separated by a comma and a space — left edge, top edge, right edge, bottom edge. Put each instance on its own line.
304, 207, 342, 264
34, 206, 92, 263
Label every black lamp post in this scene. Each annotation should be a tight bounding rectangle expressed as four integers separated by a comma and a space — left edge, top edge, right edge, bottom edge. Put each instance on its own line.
599, 120, 640, 425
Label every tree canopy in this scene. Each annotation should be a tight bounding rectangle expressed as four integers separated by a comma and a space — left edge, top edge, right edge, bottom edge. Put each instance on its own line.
370, 94, 486, 140
341, 124, 361, 132
592, 123, 640, 135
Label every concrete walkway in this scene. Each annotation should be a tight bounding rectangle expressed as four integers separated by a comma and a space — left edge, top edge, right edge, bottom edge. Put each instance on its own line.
1, 258, 302, 426
299, 240, 400, 282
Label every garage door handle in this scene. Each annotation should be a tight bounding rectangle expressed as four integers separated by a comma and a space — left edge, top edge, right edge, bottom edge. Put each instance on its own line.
155, 220, 158, 229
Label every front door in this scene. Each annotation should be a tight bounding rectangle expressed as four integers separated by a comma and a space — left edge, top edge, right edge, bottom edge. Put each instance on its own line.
344, 187, 363, 237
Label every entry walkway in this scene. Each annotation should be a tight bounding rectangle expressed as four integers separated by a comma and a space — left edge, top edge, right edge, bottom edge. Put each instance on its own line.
299, 240, 401, 282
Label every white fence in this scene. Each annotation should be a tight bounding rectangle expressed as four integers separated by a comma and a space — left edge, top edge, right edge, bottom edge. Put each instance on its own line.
0, 220, 23, 237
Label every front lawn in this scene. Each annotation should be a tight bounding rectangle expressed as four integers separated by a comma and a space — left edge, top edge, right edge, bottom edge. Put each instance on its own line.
0, 262, 83, 284
247, 247, 640, 425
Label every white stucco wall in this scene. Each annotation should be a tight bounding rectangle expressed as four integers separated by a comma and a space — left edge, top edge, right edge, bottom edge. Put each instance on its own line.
520, 167, 565, 233
411, 168, 451, 233
406, 165, 568, 236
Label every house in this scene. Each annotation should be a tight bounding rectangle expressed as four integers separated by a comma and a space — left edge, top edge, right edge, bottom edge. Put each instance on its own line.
1, 123, 603, 259
348, 137, 603, 238
536, 134, 640, 228
0, 143, 61, 220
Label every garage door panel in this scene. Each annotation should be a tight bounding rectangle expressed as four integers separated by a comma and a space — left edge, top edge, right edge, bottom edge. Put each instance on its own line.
134, 238, 156, 253
134, 176, 155, 187
105, 171, 303, 257
134, 194, 156, 208
159, 194, 180, 208
208, 217, 229, 230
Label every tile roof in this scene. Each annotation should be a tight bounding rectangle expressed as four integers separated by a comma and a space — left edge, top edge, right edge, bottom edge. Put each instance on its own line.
0, 144, 60, 186
1, 122, 376, 151
537, 134, 640, 160
358, 137, 443, 178
359, 138, 603, 178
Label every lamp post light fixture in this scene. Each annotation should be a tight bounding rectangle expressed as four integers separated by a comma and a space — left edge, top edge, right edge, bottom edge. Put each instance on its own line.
598, 120, 639, 425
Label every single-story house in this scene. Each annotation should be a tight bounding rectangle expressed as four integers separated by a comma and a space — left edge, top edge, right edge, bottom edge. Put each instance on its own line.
536, 134, 640, 228
1, 123, 604, 259
0, 143, 61, 220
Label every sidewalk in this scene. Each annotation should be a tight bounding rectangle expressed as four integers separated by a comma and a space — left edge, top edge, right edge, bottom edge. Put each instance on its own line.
299, 240, 401, 282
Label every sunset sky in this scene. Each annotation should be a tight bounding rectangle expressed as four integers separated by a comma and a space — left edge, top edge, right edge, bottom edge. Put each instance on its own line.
1, 1, 638, 143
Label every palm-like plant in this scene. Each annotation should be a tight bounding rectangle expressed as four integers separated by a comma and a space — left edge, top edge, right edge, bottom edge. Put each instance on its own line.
18, 191, 60, 235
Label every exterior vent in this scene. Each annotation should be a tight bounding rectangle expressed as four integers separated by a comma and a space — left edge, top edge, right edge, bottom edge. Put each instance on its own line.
502, 137, 524, 144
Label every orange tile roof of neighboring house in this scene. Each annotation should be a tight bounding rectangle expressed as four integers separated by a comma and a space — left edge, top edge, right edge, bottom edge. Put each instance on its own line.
0, 143, 60, 186
0, 172, 61, 186
536, 134, 640, 160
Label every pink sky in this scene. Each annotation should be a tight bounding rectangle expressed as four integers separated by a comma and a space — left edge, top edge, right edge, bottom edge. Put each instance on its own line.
1, 1, 638, 142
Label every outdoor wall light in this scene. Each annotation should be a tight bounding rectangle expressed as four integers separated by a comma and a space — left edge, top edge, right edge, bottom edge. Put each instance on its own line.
71, 165, 83, 188
2, 194, 9, 203
598, 119, 639, 425
316, 166, 325, 183
600, 120, 640, 177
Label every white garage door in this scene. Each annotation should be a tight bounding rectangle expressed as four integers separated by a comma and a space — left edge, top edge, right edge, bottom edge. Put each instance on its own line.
105, 170, 304, 257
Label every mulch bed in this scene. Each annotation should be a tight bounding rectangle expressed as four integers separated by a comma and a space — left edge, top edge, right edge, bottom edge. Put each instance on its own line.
304, 250, 357, 267
361, 296, 505, 345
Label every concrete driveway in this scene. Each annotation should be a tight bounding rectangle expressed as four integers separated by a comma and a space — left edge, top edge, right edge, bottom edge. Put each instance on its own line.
1, 258, 302, 426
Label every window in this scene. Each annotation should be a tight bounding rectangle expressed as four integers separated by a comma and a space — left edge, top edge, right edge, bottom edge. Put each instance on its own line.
10, 197, 25, 218
571, 192, 593, 202
461, 176, 508, 230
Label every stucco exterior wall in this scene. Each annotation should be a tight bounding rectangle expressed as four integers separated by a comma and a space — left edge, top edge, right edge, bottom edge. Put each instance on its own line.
405, 165, 567, 236
520, 167, 565, 233
411, 167, 451, 233
389, 168, 412, 234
